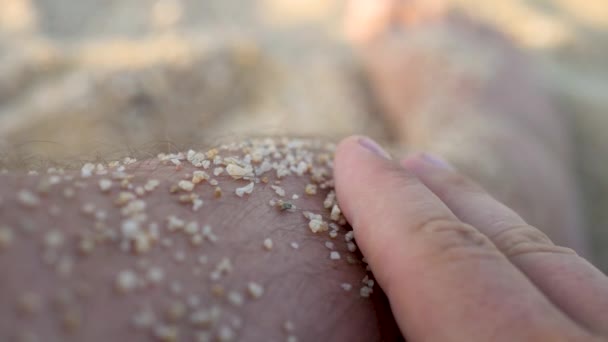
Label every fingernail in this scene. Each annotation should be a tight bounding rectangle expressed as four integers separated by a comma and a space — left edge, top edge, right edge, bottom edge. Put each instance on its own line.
420, 153, 453, 170
358, 137, 391, 159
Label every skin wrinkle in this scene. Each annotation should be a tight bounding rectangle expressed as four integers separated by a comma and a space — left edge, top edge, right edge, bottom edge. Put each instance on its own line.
409, 161, 584, 261
490, 224, 577, 258
401, 157, 608, 338
411, 161, 588, 256
334, 136, 598, 341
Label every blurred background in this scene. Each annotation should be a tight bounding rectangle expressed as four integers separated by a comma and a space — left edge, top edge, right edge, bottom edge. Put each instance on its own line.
0, 0, 607, 269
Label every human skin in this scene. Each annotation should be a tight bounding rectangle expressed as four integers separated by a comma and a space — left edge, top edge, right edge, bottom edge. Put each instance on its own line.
334, 136, 608, 341
345, 0, 588, 256
2, 134, 607, 342
0, 139, 401, 341
0, 2, 599, 341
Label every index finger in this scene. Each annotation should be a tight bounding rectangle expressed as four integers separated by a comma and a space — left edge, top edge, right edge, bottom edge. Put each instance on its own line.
333, 136, 588, 341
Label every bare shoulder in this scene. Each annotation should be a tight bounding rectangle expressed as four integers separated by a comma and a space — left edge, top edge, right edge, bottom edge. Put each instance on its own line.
0, 138, 398, 341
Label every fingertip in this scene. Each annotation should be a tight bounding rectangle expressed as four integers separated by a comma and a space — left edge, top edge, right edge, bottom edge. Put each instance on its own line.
334, 136, 394, 203
336, 136, 391, 162
334, 136, 403, 243
334, 136, 365, 190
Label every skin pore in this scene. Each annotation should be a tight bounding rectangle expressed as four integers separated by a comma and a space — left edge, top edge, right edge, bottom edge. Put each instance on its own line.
0, 138, 400, 341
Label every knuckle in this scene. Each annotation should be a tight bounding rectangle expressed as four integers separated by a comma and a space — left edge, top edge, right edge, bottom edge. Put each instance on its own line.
490, 224, 576, 257
413, 217, 500, 262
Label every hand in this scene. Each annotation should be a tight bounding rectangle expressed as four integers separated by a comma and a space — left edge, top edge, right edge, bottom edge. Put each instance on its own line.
333, 136, 608, 341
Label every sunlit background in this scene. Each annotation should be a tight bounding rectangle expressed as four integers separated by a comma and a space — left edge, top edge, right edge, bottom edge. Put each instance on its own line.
1, 0, 608, 268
